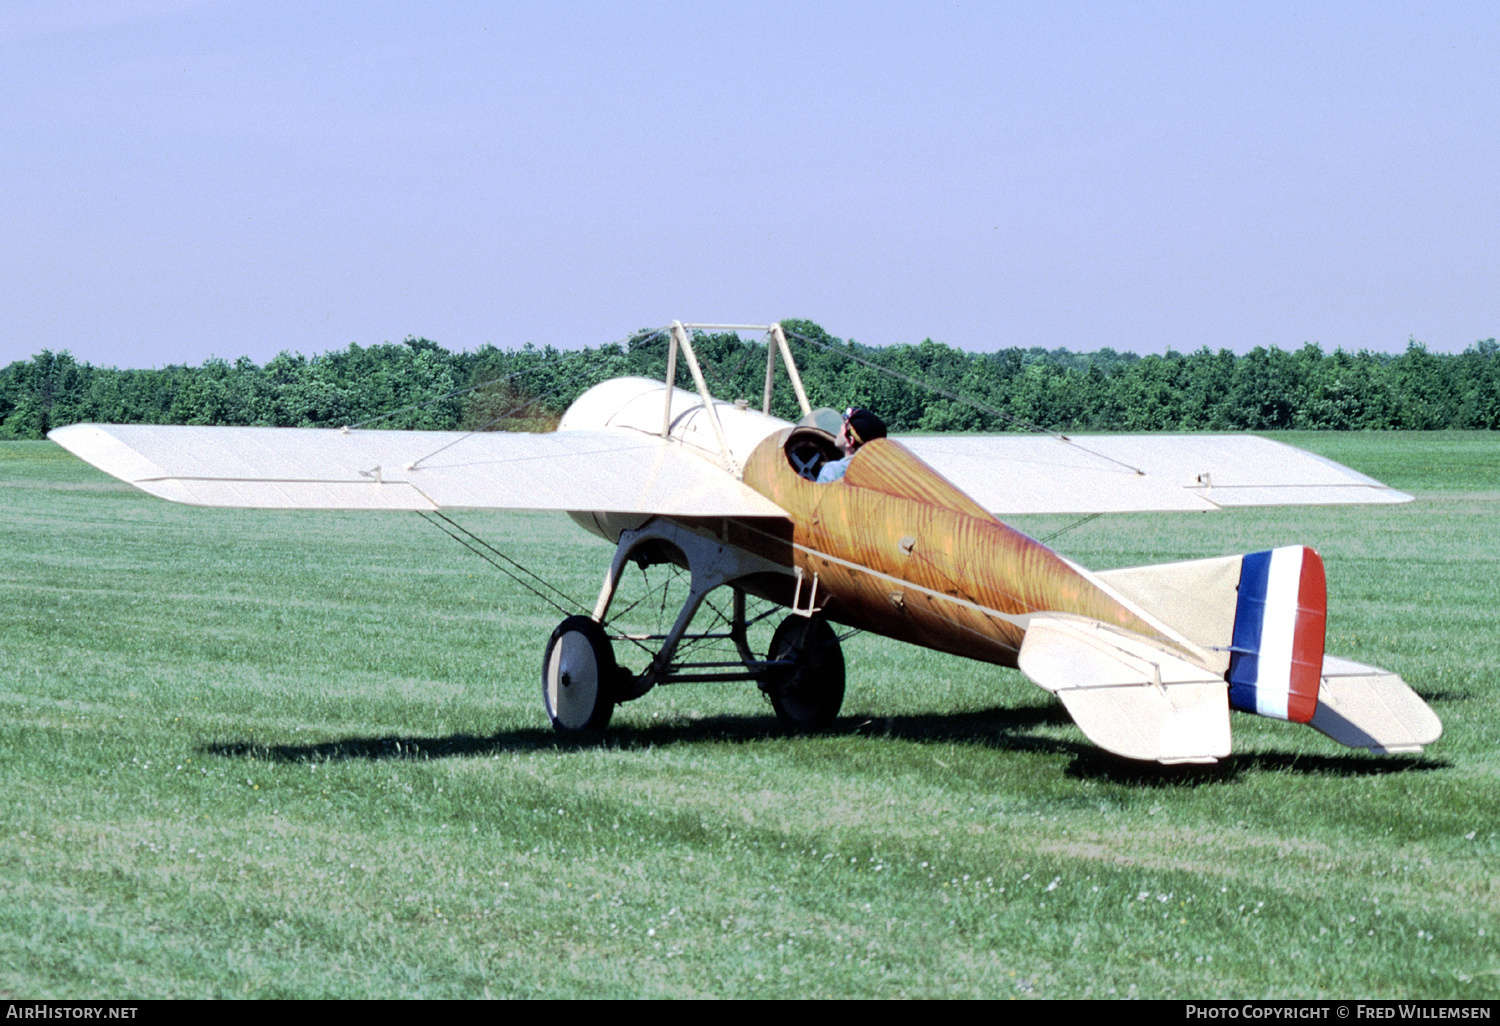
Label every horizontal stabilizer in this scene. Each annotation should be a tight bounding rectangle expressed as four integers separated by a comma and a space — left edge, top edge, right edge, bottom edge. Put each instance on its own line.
1018, 616, 1231, 764
1309, 655, 1442, 754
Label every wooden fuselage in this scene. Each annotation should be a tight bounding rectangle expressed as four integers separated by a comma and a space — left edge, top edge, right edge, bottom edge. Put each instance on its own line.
737, 430, 1173, 669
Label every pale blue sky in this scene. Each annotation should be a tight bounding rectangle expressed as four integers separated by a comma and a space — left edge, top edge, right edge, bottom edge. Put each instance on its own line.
3, 1, 1496, 368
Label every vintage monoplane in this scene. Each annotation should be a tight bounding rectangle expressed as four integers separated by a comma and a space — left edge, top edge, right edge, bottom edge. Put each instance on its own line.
49, 322, 1441, 764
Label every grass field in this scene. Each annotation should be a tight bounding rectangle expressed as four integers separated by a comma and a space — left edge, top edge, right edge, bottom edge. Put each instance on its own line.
1, 432, 1497, 998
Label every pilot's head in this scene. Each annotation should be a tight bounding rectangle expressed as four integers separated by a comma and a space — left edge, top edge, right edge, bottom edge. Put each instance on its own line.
839, 407, 887, 454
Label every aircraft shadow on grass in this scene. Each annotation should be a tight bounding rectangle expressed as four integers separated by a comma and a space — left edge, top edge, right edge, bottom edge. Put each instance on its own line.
200, 702, 1447, 785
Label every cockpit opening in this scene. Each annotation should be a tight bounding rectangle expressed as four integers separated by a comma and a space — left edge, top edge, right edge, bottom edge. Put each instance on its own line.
783, 425, 842, 481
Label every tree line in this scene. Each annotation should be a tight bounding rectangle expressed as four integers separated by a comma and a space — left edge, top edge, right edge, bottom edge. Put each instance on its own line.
4, 320, 1498, 439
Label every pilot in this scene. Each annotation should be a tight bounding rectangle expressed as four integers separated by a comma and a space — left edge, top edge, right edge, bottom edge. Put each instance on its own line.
816, 407, 887, 482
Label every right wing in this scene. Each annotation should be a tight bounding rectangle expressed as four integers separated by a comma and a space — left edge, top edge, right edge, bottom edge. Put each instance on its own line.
47, 423, 789, 518
900, 433, 1412, 515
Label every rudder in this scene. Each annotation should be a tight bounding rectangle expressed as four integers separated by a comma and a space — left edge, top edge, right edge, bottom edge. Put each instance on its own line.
1227, 546, 1326, 724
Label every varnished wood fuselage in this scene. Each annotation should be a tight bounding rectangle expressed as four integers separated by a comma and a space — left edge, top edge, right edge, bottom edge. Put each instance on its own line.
736, 431, 1173, 668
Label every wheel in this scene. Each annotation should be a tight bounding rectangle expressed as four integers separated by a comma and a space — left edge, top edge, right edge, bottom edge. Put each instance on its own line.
761, 614, 845, 730
542, 615, 617, 733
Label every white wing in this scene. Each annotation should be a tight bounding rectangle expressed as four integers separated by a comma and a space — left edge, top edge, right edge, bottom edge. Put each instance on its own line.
50, 421, 1408, 521
48, 423, 788, 518
900, 434, 1412, 515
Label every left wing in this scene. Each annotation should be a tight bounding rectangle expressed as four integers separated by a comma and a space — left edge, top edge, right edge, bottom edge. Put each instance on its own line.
900, 433, 1412, 515
47, 423, 789, 518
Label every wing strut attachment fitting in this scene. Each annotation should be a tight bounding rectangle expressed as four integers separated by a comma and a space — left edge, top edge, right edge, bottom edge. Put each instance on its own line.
790, 566, 824, 617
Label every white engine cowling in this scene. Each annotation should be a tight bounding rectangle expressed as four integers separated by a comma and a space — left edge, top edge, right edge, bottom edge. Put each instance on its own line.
558, 377, 793, 542
559, 377, 791, 471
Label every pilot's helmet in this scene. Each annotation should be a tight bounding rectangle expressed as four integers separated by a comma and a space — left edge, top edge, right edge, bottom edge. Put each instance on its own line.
843, 407, 887, 447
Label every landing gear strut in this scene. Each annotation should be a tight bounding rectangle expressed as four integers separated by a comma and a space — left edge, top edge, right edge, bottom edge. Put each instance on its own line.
539, 519, 846, 735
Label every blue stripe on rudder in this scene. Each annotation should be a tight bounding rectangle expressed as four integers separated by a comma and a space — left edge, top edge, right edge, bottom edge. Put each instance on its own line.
1228, 549, 1272, 714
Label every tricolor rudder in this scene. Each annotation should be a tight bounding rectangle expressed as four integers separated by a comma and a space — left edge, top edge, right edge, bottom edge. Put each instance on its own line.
1228, 546, 1327, 723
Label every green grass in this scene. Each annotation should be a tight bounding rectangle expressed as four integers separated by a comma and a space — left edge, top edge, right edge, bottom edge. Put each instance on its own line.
1, 434, 1497, 998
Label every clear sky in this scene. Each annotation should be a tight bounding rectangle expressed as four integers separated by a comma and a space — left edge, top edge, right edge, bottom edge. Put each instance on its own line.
3, 1, 1496, 368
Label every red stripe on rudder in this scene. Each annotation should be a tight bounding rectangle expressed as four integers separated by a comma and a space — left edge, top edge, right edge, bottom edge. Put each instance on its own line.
1288, 547, 1327, 723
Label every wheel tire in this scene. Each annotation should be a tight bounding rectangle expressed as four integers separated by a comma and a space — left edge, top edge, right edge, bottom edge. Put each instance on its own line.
542, 616, 617, 733
763, 614, 845, 730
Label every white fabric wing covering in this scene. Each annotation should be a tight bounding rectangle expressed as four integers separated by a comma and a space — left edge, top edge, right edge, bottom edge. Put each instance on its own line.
901, 434, 1412, 515
48, 423, 789, 518
51, 422, 1411, 520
